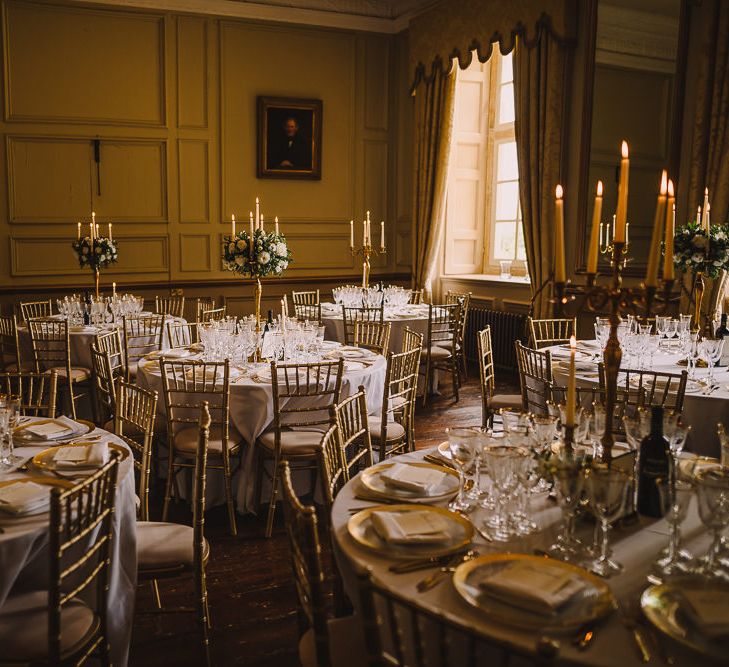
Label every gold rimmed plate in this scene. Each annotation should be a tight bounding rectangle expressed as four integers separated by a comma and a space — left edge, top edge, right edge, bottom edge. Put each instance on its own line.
642, 579, 729, 659
32, 441, 129, 472
14, 419, 94, 443
452, 553, 615, 632
347, 504, 473, 560
360, 462, 459, 503
0, 477, 74, 516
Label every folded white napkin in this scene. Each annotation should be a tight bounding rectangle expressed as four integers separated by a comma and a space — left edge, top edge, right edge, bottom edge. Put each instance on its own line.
478, 561, 585, 615
0, 481, 49, 515
53, 442, 109, 469
158, 348, 192, 359
681, 589, 729, 638
370, 510, 452, 545
379, 463, 448, 495
558, 359, 594, 373
22, 416, 82, 441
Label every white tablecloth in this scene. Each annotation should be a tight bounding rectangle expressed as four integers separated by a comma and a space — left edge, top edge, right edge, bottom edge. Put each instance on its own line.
137, 344, 387, 512
0, 422, 137, 666
549, 342, 727, 458
332, 447, 717, 666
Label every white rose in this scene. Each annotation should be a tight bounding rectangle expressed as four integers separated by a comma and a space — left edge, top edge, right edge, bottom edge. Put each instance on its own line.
281, 261, 288, 271
276, 242, 287, 256
236, 239, 247, 251
259, 251, 271, 265
235, 256, 245, 266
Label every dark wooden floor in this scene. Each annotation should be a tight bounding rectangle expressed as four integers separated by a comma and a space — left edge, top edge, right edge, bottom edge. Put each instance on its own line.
130, 369, 519, 666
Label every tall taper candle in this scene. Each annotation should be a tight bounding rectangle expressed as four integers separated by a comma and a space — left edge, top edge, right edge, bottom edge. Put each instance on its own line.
554, 185, 566, 283
350, 220, 354, 248
703, 188, 710, 229
363, 218, 367, 245
108, 222, 112, 241
615, 141, 629, 242
255, 197, 260, 229
231, 214, 236, 238
112, 282, 116, 296
697, 206, 702, 228
249, 212, 254, 258
380, 220, 385, 250
646, 170, 667, 288
587, 181, 603, 274
77, 222, 81, 240
566, 335, 577, 426
275, 216, 279, 235
260, 214, 264, 232
89, 222, 94, 242
663, 179, 675, 281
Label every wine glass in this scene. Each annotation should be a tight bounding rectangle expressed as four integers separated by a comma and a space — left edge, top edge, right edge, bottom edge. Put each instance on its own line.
694, 468, 729, 581
482, 444, 520, 541
446, 427, 480, 512
586, 465, 628, 577
655, 478, 694, 577
548, 453, 587, 561
699, 337, 723, 388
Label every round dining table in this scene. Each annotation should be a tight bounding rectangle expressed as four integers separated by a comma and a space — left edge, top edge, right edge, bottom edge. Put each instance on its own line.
549, 341, 727, 458
331, 446, 719, 666
136, 341, 387, 512
0, 419, 137, 666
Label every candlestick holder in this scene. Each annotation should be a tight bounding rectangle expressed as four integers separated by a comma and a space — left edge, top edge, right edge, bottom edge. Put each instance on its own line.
552, 240, 678, 463
599, 221, 630, 264
351, 242, 386, 288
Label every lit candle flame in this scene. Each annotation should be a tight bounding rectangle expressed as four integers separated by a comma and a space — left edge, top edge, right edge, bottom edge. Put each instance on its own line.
660, 170, 667, 195
556, 184, 564, 199
668, 179, 675, 197
570, 335, 576, 349
596, 180, 603, 197
621, 140, 629, 158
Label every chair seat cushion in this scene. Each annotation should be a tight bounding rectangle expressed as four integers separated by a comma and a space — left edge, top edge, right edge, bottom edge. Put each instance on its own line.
46, 366, 90, 382
137, 520, 209, 569
173, 426, 236, 457
0, 590, 97, 661
425, 346, 452, 360
487, 394, 523, 411
367, 417, 406, 443
258, 428, 324, 455
128, 361, 139, 379
299, 615, 366, 667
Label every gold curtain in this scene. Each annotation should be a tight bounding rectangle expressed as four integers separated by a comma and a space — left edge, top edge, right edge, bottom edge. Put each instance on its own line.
679, 0, 729, 322
513, 30, 569, 318
412, 63, 456, 297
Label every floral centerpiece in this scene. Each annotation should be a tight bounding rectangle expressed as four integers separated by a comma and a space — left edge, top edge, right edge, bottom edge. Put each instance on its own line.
673, 222, 729, 279
72, 228, 118, 297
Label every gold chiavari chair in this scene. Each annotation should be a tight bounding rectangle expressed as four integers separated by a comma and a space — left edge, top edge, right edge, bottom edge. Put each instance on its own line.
28, 318, 90, 419
599, 363, 688, 413
279, 461, 364, 667
317, 423, 346, 511
421, 303, 460, 407
0, 455, 120, 664
292, 289, 320, 306
528, 317, 577, 349
255, 359, 344, 537
196, 297, 216, 322
353, 320, 391, 356
114, 377, 158, 521
155, 295, 185, 318
199, 306, 227, 323
161, 359, 240, 535
401, 326, 423, 354
294, 302, 323, 325
332, 386, 374, 480
408, 289, 423, 305
95, 328, 126, 378
123, 314, 165, 380
477, 327, 522, 429
90, 345, 117, 427
341, 306, 383, 346
0, 314, 24, 372
0, 370, 58, 417
20, 299, 52, 323
167, 321, 199, 348
137, 403, 212, 665
446, 290, 471, 382
515, 341, 553, 415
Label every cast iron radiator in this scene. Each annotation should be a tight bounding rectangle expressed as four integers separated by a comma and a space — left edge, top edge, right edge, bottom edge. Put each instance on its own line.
465, 307, 528, 371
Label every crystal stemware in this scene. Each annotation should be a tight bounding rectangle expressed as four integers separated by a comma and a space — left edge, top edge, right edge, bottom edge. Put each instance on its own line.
482, 444, 520, 541
654, 478, 694, 577
694, 468, 729, 581
586, 465, 628, 577
548, 453, 587, 561
446, 427, 480, 512
699, 337, 724, 388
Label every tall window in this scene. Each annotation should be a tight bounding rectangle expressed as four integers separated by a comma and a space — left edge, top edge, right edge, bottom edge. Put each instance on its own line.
444, 50, 524, 276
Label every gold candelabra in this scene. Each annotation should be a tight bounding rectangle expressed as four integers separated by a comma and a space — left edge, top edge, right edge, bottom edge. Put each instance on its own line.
599, 215, 630, 262
351, 242, 386, 288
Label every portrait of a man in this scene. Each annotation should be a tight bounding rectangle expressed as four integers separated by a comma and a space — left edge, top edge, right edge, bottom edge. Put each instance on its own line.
257, 97, 322, 180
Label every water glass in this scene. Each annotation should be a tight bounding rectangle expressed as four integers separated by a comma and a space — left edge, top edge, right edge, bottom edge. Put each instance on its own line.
694, 468, 729, 581
446, 427, 480, 512
655, 478, 694, 577
586, 465, 628, 576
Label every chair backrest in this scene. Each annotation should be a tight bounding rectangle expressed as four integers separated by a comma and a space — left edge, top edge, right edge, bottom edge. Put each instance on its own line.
192, 403, 210, 585
378, 347, 421, 460
48, 454, 120, 664
354, 320, 391, 356
408, 289, 423, 305
477, 327, 496, 425
199, 306, 227, 323
279, 460, 330, 667
113, 377, 158, 520
515, 341, 552, 415
599, 364, 688, 412
27, 318, 70, 374
317, 423, 346, 510
91, 345, 117, 425
426, 303, 460, 352
294, 303, 322, 325
292, 290, 320, 306
196, 297, 216, 322
332, 386, 373, 479
342, 306, 384, 345
529, 317, 576, 348
446, 291, 470, 348
123, 315, 165, 369
95, 329, 125, 377
0, 315, 22, 372
155, 295, 185, 318
0, 370, 58, 417
167, 321, 199, 348
20, 299, 52, 323
401, 327, 423, 354
160, 359, 230, 443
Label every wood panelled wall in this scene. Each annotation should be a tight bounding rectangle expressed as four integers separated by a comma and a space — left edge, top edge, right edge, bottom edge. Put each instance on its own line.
0, 0, 412, 312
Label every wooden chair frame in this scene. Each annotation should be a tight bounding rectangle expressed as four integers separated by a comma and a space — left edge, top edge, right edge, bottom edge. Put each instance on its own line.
20, 299, 53, 323
515, 341, 552, 415
0, 370, 58, 417
341, 306, 384, 346
599, 364, 688, 413
155, 295, 185, 318
199, 306, 227, 323
0, 314, 23, 372
123, 315, 165, 378
294, 303, 323, 325
353, 320, 391, 356
167, 321, 199, 348
196, 297, 216, 322
292, 290, 320, 306
446, 290, 471, 382
332, 386, 374, 481
529, 317, 577, 349
422, 303, 460, 407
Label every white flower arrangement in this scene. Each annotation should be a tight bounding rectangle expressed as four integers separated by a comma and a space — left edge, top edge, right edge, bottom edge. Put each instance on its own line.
222, 228, 292, 278
673, 222, 729, 279
72, 236, 118, 270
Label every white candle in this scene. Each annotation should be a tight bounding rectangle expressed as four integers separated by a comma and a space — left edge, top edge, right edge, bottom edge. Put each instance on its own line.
366, 210, 371, 246
77, 222, 81, 240
108, 222, 112, 241
566, 335, 577, 427
697, 206, 702, 228
614, 141, 629, 243
380, 220, 385, 249
707, 203, 711, 233
363, 219, 367, 245
646, 170, 667, 288
703, 187, 710, 229
112, 282, 116, 296
275, 216, 279, 235
91, 211, 96, 227
96, 224, 99, 238
663, 180, 675, 281
554, 184, 566, 283
586, 181, 603, 274
231, 214, 236, 238
249, 212, 254, 258
260, 214, 264, 232
280, 301, 287, 333
350, 220, 354, 248
89, 222, 94, 242
255, 197, 260, 229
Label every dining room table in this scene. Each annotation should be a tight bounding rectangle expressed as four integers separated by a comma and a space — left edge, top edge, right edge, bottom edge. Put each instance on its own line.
331, 445, 725, 666
136, 340, 387, 513
0, 417, 137, 666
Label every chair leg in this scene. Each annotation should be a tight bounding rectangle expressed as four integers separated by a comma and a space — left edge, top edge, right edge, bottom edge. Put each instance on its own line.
422, 358, 431, 408
196, 571, 212, 666
264, 455, 280, 538
451, 360, 459, 403
253, 449, 265, 513
162, 447, 176, 522
68, 378, 77, 419
222, 452, 238, 536
150, 580, 162, 609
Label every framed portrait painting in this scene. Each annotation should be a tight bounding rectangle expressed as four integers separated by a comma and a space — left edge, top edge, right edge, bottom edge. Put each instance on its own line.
257, 96, 322, 180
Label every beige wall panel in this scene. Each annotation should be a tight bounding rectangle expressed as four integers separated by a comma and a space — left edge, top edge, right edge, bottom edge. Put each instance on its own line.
178, 139, 209, 222
7, 136, 91, 222
96, 141, 167, 221
106, 235, 168, 273
177, 16, 207, 129
364, 37, 389, 132
363, 139, 388, 223
3, 1, 165, 125
396, 227, 411, 267
220, 22, 355, 221
285, 233, 355, 270
179, 233, 211, 272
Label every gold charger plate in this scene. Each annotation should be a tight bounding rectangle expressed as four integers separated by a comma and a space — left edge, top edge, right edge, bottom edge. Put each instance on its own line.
642, 579, 729, 659
347, 504, 473, 560
452, 553, 615, 632
0, 477, 74, 515
14, 418, 94, 442
360, 462, 459, 503
32, 441, 129, 472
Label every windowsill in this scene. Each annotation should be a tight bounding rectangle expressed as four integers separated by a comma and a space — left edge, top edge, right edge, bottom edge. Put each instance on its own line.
444, 273, 531, 286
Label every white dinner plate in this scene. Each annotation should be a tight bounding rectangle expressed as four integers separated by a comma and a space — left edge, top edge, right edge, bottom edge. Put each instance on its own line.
359, 461, 459, 502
